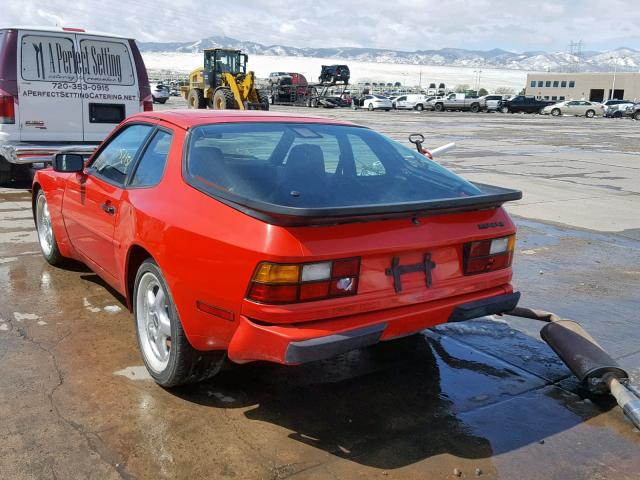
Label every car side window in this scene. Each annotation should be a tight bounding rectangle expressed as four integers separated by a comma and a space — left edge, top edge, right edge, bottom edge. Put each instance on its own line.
129, 130, 173, 187
91, 124, 154, 185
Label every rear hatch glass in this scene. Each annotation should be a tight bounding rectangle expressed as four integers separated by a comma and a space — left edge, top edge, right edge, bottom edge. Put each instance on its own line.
78, 39, 134, 85
185, 122, 520, 225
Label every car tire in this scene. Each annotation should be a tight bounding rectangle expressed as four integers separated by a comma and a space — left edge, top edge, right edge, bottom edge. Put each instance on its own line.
157, 98, 167, 105
434, 103, 444, 112
470, 103, 480, 113
385, 108, 390, 111
613, 110, 623, 118
501, 106, 510, 114
415, 104, 424, 111
368, 103, 374, 111
585, 109, 595, 118
134, 259, 225, 387
634, 111, 640, 121
35, 189, 65, 266
551, 108, 561, 116
187, 89, 206, 109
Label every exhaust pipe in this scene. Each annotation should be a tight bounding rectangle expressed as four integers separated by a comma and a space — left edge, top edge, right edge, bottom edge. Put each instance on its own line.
505, 307, 640, 430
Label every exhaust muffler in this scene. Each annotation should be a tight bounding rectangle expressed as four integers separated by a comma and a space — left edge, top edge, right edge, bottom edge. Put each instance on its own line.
506, 307, 640, 430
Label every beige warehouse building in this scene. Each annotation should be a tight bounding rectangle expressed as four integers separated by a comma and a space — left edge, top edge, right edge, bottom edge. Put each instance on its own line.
524, 72, 640, 103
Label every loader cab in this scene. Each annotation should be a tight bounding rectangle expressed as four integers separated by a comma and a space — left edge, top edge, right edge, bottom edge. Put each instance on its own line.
203, 48, 247, 88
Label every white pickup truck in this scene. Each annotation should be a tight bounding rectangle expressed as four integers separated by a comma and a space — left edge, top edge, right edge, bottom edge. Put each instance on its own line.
0, 26, 151, 185
428, 93, 485, 113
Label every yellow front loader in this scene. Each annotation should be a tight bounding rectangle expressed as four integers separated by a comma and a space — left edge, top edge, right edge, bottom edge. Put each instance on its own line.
181, 48, 268, 110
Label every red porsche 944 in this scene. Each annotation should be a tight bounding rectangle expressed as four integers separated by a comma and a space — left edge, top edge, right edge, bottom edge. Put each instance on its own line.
33, 110, 521, 386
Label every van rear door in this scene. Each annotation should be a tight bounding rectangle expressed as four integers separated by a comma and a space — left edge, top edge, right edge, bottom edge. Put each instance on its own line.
17, 30, 83, 141
76, 34, 139, 142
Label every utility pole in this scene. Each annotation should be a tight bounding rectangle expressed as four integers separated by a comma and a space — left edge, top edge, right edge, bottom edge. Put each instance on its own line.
610, 56, 622, 100
418, 66, 422, 88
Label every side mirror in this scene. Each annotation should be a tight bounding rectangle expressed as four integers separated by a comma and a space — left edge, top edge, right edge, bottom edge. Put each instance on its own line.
53, 153, 84, 173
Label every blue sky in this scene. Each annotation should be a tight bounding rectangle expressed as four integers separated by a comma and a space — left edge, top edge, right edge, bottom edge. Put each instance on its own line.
3, 0, 639, 52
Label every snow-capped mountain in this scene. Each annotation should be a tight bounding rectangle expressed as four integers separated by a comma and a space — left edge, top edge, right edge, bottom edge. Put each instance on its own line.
138, 36, 640, 72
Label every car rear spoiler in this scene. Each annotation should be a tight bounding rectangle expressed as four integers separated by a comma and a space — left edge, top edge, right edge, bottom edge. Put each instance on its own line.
210, 182, 522, 227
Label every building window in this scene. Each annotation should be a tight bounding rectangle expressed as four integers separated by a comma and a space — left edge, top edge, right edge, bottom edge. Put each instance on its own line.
561, 81, 567, 88
559, 96, 565, 100
530, 80, 536, 87
544, 96, 549, 100
545, 81, 551, 87
537, 81, 543, 87
569, 81, 575, 88
552, 96, 557, 100
553, 81, 559, 87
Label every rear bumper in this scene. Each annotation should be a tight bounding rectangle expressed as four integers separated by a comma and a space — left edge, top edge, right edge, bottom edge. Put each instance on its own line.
227, 288, 519, 364
0, 143, 99, 165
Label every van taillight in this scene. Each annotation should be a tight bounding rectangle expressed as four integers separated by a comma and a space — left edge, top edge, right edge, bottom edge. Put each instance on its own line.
247, 258, 360, 304
463, 235, 515, 275
0, 93, 15, 124
141, 96, 153, 112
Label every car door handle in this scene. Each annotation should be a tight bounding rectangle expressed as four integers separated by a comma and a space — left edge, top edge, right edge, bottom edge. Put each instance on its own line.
101, 202, 116, 215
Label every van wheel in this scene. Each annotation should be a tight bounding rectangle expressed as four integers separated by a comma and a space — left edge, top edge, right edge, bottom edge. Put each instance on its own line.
415, 104, 424, 111
551, 108, 561, 116
470, 103, 480, 113
585, 109, 595, 118
0, 157, 11, 186
501, 106, 509, 113
187, 89, 206, 109
434, 103, 444, 112
634, 111, 640, 121
134, 259, 225, 387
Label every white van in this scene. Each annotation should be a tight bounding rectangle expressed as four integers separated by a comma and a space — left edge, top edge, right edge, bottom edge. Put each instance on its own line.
0, 26, 152, 184
393, 94, 430, 111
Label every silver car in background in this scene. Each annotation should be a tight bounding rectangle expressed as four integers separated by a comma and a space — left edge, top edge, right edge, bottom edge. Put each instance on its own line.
150, 83, 170, 104
542, 100, 604, 118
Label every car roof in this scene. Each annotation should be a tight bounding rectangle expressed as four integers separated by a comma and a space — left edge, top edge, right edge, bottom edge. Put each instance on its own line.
129, 109, 359, 130
0, 26, 132, 39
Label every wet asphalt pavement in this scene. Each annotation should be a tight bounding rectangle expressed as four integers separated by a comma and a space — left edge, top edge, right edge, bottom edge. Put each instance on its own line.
1, 105, 639, 479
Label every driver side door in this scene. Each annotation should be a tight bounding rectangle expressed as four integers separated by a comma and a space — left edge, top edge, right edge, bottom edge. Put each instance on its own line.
62, 123, 154, 281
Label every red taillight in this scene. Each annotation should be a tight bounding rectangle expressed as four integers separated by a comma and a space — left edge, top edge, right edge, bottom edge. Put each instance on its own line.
247, 258, 360, 304
0, 92, 15, 124
463, 235, 515, 275
141, 95, 153, 112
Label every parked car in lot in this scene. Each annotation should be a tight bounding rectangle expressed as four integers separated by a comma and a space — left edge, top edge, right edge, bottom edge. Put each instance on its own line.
288, 72, 308, 86
353, 94, 392, 111
429, 93, 485, 112
630, 103, 640, 120
319, 65, 350, 84
393, 94, 431, 111
480, 95, 505, 112
33, 110, 521, 386
0, 26, 151, 185
542, 100, 604, 118
151, 83, 170, 104
268, 72, 292, 85
499, 95, 554, 114
602, 99, 635, 118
